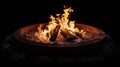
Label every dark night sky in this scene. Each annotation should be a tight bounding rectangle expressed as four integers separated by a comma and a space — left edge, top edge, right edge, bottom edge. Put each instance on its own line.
1, 1, 117, 40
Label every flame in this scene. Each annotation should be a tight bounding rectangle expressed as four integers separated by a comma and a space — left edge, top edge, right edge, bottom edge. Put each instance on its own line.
35, 6, 86, 43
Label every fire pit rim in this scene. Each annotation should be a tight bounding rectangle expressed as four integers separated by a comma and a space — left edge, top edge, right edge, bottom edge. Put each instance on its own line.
13, 23, 106, 47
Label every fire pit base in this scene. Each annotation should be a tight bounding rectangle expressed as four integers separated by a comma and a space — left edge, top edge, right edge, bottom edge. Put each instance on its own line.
0, 34, 113, 64
0, 35, 113, 64
4, 36, 106, 56
12, 39, 105, 56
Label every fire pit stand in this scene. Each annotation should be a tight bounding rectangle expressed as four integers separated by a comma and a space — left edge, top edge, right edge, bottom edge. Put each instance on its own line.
0, 34, 113, 64
10, 23, 106, 56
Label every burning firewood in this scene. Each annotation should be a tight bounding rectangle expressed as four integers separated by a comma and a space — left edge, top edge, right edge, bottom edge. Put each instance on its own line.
37, 24, 48, 33
76, 32, 82, 38
60, 29, 77, 41
41, 24, 48, 30
49, 25, 61, 42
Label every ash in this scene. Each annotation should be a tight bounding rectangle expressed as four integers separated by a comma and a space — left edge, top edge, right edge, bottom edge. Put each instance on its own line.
0, 34, 114, 64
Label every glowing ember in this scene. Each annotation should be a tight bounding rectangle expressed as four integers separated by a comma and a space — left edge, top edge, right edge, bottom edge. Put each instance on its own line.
34, 6, 89, 44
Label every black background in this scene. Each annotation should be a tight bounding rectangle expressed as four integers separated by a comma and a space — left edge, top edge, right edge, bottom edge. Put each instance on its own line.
0, 0, 118, 41
0, 0, 119, 65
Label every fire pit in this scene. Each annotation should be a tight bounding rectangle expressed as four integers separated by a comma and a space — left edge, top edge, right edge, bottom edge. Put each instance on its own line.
14, 23, 105, 47
13, 6, 106, 55
14, 6, 105, 47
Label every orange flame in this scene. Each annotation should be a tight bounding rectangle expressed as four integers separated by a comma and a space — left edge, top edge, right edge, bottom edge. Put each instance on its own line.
35, 6, 86, 43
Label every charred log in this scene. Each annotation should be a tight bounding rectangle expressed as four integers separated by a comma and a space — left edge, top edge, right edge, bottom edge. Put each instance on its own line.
49, 25, 61, 41
60, 29, 76, 41
76, 32, 82, 38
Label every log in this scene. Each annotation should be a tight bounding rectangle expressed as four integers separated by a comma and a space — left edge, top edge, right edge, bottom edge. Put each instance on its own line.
60, 29, 76, 41
76, 32, 82, 38
49, 25, 61, 41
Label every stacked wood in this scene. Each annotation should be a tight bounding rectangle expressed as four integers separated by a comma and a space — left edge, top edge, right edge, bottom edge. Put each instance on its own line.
41, 24, 84, 42
60, 29, 77, 41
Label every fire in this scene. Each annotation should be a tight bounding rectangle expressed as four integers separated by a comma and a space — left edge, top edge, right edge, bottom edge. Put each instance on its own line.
34, 6, 86, 44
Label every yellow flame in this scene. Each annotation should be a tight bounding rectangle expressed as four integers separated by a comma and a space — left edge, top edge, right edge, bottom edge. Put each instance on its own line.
35, 6, 84, 42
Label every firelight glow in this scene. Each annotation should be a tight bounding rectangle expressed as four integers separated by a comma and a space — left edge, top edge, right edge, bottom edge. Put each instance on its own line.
34, 6, 87, 44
